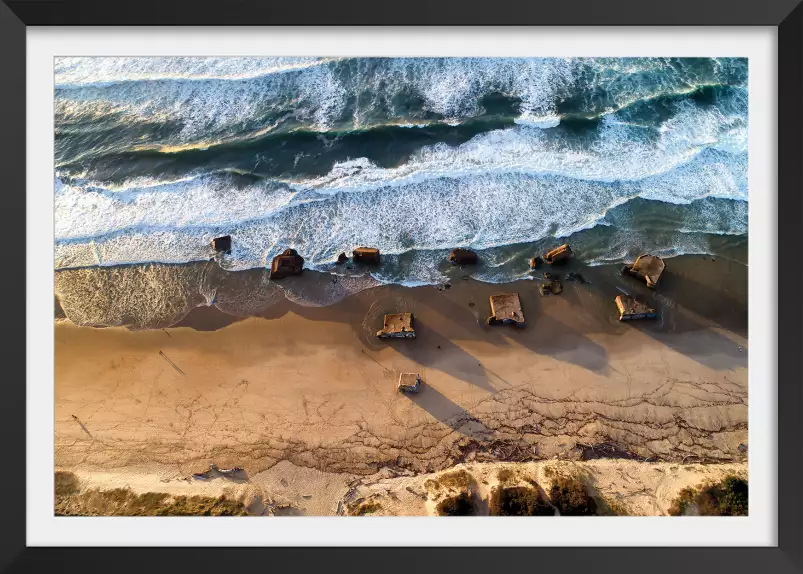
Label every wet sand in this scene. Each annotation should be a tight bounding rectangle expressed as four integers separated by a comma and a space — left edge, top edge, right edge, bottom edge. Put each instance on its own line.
55, 255, 748, 486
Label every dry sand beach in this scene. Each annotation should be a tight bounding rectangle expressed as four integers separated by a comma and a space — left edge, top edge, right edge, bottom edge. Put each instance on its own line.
55, 255, 748, 515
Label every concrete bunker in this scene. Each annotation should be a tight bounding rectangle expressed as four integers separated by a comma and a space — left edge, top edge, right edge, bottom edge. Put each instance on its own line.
449, 248, 477, 265
544, 244, 573, 265
270, 248, 304, 279
211, 235, 232, 253
486, 293, 525, 327
376, 312, 416, 339
615, 295, 657, 321
397, 373, 422, 393
353, 247, 381, 265
623, 254, 665, 289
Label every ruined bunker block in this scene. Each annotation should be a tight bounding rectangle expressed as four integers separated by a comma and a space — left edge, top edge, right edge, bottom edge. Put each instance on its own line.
353, 247, 381, 265
397, 373, 422, 393
625, 254, 665, 289
449, 248, 477, 265
615, 295, 657, 321
376, 312, 416, 339
544, 244, 573, 264
529, 256, 543, 270
270, 248, 305, 279
486, 293, 525, 327
211, 235, 232, 253
539, 280, 563, 296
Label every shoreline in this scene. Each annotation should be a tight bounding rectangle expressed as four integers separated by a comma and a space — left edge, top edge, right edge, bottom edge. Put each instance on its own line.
55, 252, 748, 334
56, 252, 747, 488
52, 241, 749, 277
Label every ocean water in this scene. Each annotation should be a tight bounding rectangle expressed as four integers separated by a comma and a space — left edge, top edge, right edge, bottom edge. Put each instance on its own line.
55, 57, 748, 289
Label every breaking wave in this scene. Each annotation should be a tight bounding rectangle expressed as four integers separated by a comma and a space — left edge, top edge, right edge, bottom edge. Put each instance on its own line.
54, 56, 749, 289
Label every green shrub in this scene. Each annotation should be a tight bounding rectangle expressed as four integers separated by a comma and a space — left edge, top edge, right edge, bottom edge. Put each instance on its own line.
720, 476, 748, 515
490, 486, 553, 516
154, 494, 246, 516
496, 468, 514, 483
438, 470, 472, 490
353, 501, 382, 516
436, 492, 475, 516
668, 487, 697, 516
549, 477, 597, 516
669, 476, 748, 516
54, 473, 247, 516
55, 471, 80, 497
603, 499, 630, 516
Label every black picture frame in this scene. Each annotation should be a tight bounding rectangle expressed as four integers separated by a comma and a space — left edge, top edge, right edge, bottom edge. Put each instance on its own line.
0, 1, 800, 572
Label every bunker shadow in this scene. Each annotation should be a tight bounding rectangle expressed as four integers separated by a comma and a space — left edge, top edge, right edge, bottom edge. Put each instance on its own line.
408, 383, 496, 440
388, 318, 498, 393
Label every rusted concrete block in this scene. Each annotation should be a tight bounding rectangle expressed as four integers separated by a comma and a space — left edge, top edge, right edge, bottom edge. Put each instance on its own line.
376, 312, 416, 339
486, 293, 525, 327
544, 244, 573, 264
449, 248, 477, 265
624, 254, 665, 289
353, 247, 380, 265
211, 235, 232, 253
397, 373, 421, 393
270, 248, 304, 279
615, 295, 657, 321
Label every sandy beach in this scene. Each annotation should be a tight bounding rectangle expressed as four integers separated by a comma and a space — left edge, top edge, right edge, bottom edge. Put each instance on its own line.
52, 57, 751, 518
55, 255, 747, 513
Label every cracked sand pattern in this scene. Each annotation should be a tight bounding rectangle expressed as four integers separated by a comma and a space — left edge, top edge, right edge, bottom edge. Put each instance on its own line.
55, 290, 747, 477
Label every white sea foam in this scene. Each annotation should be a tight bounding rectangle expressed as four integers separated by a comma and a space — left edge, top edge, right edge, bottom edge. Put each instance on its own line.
513, 113, 562, 129
54, 57, 338, 86
290, 99, 746, 195
383, 57, 575, 122
55, 60, 348, 142
53, 57, 749, 285
54, 175, 299, 240
54, 97, 747, 277
55, 57, 746, 155
55, 147, 747, 275
54, 92, 747, 271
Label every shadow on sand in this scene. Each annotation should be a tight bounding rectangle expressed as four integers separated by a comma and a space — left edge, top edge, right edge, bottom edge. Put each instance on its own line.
419, 283, 612, 375
390, 318, 498, 393
604, 269, 748, 372
408, 383, 497, 440
515, 313, 611, 374
161, 255, 746, 375
631, 313, 747, 371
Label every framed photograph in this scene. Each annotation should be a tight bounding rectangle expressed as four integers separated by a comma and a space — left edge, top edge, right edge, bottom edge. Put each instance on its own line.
1, 0, 801, 571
